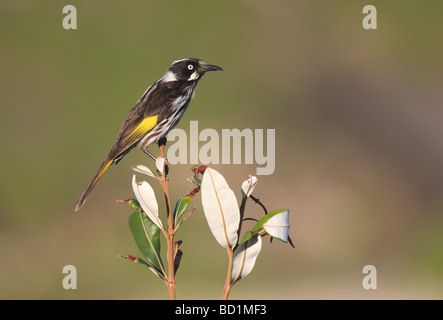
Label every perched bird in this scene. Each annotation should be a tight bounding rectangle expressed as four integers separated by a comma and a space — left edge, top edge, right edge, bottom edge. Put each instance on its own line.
74, 58, 222, 212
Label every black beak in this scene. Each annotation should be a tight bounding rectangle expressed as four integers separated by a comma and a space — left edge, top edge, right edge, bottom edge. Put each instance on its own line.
200, 63, 223, 73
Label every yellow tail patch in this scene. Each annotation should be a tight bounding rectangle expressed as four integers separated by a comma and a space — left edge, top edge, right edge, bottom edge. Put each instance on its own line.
93, 160, 112, 185
74, 159, 113, 212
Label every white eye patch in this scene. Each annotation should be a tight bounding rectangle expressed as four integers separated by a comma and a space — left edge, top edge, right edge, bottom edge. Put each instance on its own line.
188, 64, 194, 70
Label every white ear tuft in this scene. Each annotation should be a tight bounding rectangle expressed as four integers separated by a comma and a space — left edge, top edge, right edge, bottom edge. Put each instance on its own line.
162, 70, 177, 82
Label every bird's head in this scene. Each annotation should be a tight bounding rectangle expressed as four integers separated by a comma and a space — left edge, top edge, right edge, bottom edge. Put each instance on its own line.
163, 58, 223, 82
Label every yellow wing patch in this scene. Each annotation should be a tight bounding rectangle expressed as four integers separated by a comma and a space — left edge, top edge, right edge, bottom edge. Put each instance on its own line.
126, 115, 158, 143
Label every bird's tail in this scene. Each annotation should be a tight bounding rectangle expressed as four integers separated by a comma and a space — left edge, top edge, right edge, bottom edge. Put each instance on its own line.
74, 158, 113, 212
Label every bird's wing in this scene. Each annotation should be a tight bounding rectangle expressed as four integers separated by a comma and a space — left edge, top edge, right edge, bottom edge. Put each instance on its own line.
108, 80, 177, 159
107, 112, 158, 161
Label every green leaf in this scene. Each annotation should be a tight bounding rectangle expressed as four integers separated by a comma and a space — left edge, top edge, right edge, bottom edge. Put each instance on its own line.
128, 208, 165, 277
238, 230, 255, 248
129, 197, 141, 210
173, 196, 192, 227
173, 183, 200, 228
190, 165, 207, 185
118, 254, 165, 280
173, 240, 183, 275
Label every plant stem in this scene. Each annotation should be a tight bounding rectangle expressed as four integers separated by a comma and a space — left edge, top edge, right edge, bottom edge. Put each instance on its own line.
222, 248, 234, 300
234, 198, 247, 252
159, 144, 176, 300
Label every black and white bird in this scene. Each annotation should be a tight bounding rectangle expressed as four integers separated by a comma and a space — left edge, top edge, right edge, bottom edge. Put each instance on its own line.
75, 58, 222, 211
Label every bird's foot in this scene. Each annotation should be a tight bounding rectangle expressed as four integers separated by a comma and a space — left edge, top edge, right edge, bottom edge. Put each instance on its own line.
157, 136, 167, 147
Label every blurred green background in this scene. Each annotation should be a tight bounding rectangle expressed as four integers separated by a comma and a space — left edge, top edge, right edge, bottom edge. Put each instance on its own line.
1, 0, 442, 299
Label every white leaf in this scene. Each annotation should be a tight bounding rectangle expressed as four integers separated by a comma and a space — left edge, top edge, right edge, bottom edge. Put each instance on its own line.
131, 175, 164, 230
156, 157, 166, 174
263, 209, 290, 243
241, 175, 258, 198
132, 165, 156, 178
201, 168, 240, 249
231, 235, 262, 284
